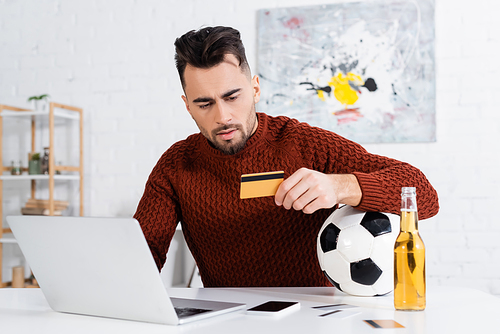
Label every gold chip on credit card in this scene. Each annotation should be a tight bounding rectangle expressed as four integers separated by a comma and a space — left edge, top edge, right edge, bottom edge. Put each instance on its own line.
240, 171, 284, 199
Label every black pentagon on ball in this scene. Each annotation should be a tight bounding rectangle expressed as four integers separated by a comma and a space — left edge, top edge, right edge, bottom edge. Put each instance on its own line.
350, 258, 383, 285
323, 270, 343, 291
319, 223, 341, 253
360, 212, 392, 237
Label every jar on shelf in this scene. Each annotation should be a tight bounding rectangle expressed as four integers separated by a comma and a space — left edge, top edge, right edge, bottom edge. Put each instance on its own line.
28, 152, 41, 175
10, 160, 22, 175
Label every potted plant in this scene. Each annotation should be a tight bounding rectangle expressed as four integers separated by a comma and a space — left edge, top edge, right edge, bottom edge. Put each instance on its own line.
27, 94, 50, 112
28, 152, 41, 175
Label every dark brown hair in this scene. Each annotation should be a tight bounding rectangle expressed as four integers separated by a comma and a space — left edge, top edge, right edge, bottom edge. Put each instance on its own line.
174, 26, 250, 88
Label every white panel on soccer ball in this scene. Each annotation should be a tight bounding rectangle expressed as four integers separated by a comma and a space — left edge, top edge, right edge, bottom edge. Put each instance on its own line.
316, 240, 331, 270
370, 233, 395, 271
372, 270, 394, 296
322, 251, 351, 285
337, 226, 374, 262
317, 246, 325, 270
340, 280, 377, 297
333, 206, 366, 230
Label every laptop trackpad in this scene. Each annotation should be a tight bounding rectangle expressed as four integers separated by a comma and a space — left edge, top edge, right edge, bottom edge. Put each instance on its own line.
175, 306, 211, 318
171, 297, 245, 322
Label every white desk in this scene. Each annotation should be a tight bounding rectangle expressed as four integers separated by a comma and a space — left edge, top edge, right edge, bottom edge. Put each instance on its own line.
1, 286, 499, 333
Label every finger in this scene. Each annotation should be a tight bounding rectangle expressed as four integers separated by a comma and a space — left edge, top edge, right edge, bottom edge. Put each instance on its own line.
282, 179, 313, 210
293, 190, 319, 212
291, 179, 331, 213
275, 168, 309, 206
302, 189, 338, 214
302, 197, 324, 214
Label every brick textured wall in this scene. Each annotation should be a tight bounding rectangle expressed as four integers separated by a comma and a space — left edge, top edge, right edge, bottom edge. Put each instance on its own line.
1, 0, 499, 294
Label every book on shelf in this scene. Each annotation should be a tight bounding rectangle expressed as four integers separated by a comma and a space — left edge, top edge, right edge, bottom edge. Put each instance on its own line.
24, 198, 69, 211
21, 207, 63, 216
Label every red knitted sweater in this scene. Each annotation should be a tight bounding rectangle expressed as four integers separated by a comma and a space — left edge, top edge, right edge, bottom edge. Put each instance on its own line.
134, 113, 439, 287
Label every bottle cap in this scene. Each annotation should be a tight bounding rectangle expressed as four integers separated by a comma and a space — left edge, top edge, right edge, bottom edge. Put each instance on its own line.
401, 187, 416, 195
401, 187, 417, 212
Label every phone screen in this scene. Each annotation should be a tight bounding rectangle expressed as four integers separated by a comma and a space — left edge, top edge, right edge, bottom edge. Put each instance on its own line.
248, 301, 298, 312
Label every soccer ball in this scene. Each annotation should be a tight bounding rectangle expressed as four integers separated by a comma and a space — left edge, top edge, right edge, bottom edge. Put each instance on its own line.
317, 205, 400, 296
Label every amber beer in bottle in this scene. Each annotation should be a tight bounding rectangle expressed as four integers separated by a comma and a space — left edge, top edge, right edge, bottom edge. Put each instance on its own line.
394, 187, 426, 311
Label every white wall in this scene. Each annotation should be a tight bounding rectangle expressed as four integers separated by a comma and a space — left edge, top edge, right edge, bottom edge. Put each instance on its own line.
1, 0, 499, 294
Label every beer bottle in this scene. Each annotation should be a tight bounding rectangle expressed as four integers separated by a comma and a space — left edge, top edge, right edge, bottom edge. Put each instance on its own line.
394, 187, 426, 311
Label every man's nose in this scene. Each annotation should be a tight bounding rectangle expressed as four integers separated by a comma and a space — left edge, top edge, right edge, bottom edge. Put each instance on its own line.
214, 102, 232, 124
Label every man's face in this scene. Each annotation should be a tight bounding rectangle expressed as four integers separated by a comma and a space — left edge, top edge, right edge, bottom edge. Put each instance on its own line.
181, 55, 261, 155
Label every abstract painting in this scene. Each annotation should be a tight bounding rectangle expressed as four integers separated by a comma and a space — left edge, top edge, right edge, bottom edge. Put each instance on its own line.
257, 0, 435, 143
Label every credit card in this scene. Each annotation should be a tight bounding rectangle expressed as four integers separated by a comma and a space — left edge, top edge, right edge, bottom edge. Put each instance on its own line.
240, 171, 284, 199
364, 320, 405, 329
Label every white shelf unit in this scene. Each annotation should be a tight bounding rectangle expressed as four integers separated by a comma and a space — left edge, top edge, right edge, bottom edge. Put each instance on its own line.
0, 103, 84, 288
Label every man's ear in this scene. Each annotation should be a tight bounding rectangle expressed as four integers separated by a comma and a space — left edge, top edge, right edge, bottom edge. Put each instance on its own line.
252, 75, 261, 104
181, 95, 192, 115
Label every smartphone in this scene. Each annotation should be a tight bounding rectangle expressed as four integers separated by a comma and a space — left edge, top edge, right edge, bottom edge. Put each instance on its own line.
247, 301, 300, 316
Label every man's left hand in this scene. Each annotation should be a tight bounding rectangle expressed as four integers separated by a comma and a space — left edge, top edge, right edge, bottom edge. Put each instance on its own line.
274, 168, 362, 214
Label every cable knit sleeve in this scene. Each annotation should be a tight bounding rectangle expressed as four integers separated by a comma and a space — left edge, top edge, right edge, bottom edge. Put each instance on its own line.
352, 157, 439, 220
133, 152, 182, 271
296, 121, 439, 219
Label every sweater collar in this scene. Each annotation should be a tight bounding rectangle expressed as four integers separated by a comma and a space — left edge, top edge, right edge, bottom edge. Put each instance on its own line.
199, 112, 267, 158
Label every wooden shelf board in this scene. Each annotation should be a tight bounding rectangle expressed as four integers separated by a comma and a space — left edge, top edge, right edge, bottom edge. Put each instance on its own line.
2, 166, 80, 173
0, 110, 80, 120
0, 237, 17, 244
0, 174, 80, 181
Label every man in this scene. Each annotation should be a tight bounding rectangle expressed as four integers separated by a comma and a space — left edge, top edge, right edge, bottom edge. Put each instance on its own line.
134, 26, 439, 287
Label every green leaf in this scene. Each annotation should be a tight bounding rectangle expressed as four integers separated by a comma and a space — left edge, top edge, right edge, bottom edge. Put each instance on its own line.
27, 94, 50, 102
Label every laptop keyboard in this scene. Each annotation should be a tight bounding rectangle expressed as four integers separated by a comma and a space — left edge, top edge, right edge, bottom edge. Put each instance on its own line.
175, 307, 211, 318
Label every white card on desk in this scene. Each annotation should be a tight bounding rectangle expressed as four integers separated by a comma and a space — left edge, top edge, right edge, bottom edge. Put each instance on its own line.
312, 303, 358, 311
319, 310, 361, 319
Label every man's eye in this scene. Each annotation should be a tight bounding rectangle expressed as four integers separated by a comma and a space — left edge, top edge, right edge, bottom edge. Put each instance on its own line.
199, 103, 210, 109
227, 96, 238, 101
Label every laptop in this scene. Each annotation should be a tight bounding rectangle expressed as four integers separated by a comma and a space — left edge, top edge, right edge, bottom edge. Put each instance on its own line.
7, 215, 245, 325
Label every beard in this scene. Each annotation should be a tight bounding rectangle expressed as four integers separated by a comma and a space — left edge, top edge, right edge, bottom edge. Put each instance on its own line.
197, 107, 258, 155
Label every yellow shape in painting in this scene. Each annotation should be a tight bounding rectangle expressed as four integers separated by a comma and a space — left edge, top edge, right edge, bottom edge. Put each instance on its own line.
328, 72, 364, 106
317, 90, 326, 102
